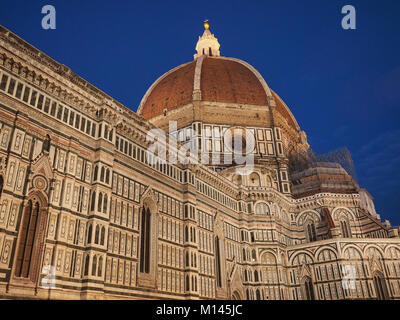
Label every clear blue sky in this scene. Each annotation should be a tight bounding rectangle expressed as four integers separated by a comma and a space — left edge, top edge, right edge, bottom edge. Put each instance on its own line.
1, 0, 399, 225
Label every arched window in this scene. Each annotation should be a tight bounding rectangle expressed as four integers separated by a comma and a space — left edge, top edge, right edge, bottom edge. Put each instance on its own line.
255, 202, 269, 215
139, 207, 151, 273
244, 270, 248, 282
256, 289, 261, 300
100, 167, 105, 182
215, 236, 222, 287
98, 257, 103, 277
100, 227, 105, 245
185, 226, 189, 242
98, 192, 103, 212
92, 256, 97, 276
94, 225, 100, 244
249, 172, 260, 187
246, 289, 250, 300
87, 224, 92, 244
90, 191, 96, 211
103, 194, 108, 214
185, 252, 189, 267
232, 175, 242, 185
15, 200, 40, 278
242, 248, 246, 261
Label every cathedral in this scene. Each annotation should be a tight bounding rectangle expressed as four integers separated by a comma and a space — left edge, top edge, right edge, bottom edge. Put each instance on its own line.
0, 21, 399, 300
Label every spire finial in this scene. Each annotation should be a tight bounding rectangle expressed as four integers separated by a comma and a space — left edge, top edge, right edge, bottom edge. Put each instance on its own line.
194, 19, 221, 59
204, 19, 210, 30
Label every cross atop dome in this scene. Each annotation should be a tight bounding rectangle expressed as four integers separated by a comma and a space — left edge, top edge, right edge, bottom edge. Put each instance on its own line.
194, 19, 221, 59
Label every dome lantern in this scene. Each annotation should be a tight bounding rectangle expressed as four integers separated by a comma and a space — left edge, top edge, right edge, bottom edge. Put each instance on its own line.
194, 19, 221, 59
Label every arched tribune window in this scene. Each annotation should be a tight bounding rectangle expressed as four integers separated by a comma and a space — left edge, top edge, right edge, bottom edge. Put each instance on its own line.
255, 202, 269, 215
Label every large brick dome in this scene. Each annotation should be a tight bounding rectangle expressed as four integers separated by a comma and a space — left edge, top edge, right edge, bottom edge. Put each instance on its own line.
138, 56, 298, 130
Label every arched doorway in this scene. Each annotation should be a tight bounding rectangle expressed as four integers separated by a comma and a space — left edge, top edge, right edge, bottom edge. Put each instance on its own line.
373, 272, 389, 300
14, 192, 48, 282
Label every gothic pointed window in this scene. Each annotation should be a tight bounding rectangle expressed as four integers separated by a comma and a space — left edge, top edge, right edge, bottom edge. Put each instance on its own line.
95, 225, 100, 244
93, 165, 98, 181
98, 257, 103, 277
100, 227, 105, 245
100, 167, 105, 182
15, 200, 41, 278
186, 275, 190, 291
105, 169, 110, 184
215, 236, 222, 287
103, 194, 108, 214
92, 255, 97, 276
84, 254, 90, 276
98, 192, 103, 212
90, 191, 96, 211
139, 206, 151, 273
0, 176, 3, 199
43, 134, 50, 152
87, 224, 92, 244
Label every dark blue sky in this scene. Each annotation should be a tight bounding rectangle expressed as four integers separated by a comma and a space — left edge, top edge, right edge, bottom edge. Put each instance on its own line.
1, 0, 399, 225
